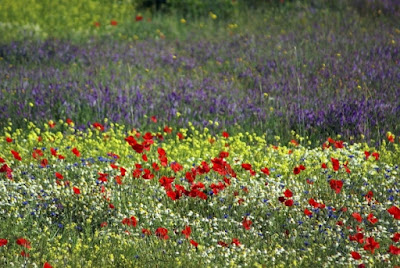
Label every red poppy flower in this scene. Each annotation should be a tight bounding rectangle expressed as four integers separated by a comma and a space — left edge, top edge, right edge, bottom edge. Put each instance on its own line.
349, 232, 364, 244
109, 203, 115, 209
331, 157, 340, 171
122, 216, 137, 227
114, 176, 122, 185
92, 122, 104, 131
142, 169, 154, 180
43, 262, 53, 268
0, 157, 4, 163
308, 198, 320, 208
158, 147, 166, 156
363, 237, 379, 254
152, 162, 160, 171
155, 227, 169, 240
278, 196, 286, 203
392, 233, 400, 242
66, 118, 73, 125
241, 163, 252, 171
195, 189, 207, 200
16, 238, 31, 249
388, 205, 400, 220
135, 15, 143, 21
48, 121, 55, 128
343, 161, 351, 174
110, 20, 118, 26
219, 151, 229, 158
0, 239, 7, 247
389, 245, 400, 255
242, 217, 252, 230
163, 126, 172, 133
97, 173, 108, 182
11, 150, 22, 161
157, 149, 168, 167
364, 151, 370, 159
351, 251, 361, 260
190, 239, 198, 247
367, 213, 378, 224
388, 134, 395, 143
177, 132, 184, 140
261, 167, 270, 175
55, 172, 63, 179
322, 143, 330, 150
167, 190, 181, 200
284, 189, 293, 198
143, 132, 153, 141
50, 148, 57, 157
321, 163, 327, 169
218, 241, 229, 247
6, 137, 12, 143
299, 165, 306, 170
231, 238, 241, 246
142, 228, 151, 235
159, 176, 174, 190
224, 177, 231, 185
352, 212, 362, 223
293, 167, 301, 175
304, 208, 312, 216
71, 148, 80, 157
182, 226, 191, 238
222, 131, 229, 138
334, 140, 344, 148
73, 187, 81, 195
41, 158, 48, 167
329, 179, 343, 194
20, 250, 29, 257
365, 191, 373, 202
285, 199, 294, 207
131, 144, 144, 154
171, 162, 183, 173
125, 136, 137, 146
93, 21, 100, 27
290, 139, 298, 146
0, 163, 12, 178
371, 152, 379, 160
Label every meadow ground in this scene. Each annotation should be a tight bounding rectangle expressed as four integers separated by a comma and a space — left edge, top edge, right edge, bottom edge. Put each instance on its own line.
0, 1, 400, 267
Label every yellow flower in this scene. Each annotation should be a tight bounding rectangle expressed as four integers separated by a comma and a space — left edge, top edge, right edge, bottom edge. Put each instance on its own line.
180, 18, 186, 24
209, 12, 217, 20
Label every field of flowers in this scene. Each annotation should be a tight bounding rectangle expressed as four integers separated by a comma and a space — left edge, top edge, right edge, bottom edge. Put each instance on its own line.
1, 0, 400, 267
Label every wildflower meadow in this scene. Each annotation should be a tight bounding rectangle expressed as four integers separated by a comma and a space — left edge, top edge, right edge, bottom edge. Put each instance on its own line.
0, 0, 400, 267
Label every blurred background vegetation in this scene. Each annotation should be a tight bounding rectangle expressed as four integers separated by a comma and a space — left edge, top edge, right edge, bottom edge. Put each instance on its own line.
0, 0, 399, 42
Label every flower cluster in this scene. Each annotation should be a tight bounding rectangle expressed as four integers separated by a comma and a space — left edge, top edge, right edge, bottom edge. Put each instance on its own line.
0, 121, 400, 266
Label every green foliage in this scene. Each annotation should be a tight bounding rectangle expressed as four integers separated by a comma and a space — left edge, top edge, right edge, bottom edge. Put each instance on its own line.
0, 0, 137, 40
